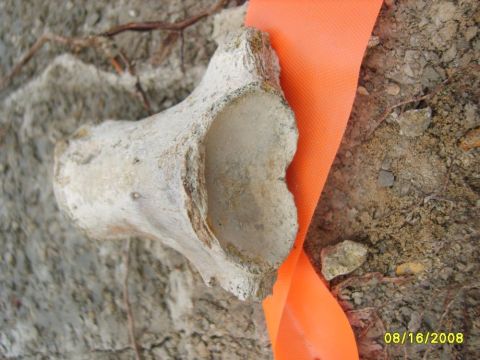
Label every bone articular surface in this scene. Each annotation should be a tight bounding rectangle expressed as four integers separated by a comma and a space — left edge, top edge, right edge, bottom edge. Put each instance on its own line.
53, 27, 298, 300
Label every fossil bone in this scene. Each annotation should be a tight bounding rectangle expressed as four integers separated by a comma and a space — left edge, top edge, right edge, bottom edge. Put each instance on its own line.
53, 27, 298, 300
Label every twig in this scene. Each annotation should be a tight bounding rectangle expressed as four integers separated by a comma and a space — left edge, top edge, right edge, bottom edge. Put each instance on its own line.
123, 238, 141, 360
1, 0, 229, 101
331, 272, 410, 298
149, 32, 180, 66
0, 34, 100, 90
134, 77, 152, 115
422, 161, 456, 203
362, 63, 480, 144
441, 160, 455, 194
364, 81, 445, 142
179, 31, 186, 74
109, 57, 126, 74
100, 0, 228, 37
117, 49, 152, 115
0, 31, 153, 113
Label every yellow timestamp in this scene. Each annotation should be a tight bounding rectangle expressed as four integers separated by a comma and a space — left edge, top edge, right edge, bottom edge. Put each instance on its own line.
384, 332, 464, 345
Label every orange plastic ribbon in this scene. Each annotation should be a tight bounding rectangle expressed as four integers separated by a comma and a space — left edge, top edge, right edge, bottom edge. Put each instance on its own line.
245, 1, 383, 359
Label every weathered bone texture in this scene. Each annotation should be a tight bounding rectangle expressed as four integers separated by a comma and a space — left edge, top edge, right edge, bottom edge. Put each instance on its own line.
53, 27, 298, 300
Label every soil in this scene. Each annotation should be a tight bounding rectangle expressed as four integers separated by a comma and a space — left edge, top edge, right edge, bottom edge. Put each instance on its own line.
0, 0, 478, 360
305, 1, 480, 359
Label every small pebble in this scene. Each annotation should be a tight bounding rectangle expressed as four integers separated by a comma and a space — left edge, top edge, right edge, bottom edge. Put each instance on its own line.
442, 44, 457, 63
432, 2, 456, 24
378, 169, 395, 187
464, 26, 478, 42
397, 107, 432, 137
408, 311, 422, 332
351, 292, 363, 306
85, 11, 100, 27
357, 86, 370, 96
459, 127, 480, 151
128, 9, 139, 17
399, 181, 411, 197
386, 83, 400, 96
439, 267, 453, 281
321, 240, 368, 281
403, 64, 415, 77
395, 262, 425, 276
367, 35, 380, 48
464, 103, 477, 128
380, 157, 392, 170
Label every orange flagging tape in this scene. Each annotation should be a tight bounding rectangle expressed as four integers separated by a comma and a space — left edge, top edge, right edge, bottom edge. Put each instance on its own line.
245, 1, 383, 359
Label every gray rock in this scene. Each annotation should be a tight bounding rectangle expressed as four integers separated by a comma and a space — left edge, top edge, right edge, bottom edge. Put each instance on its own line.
380, 157, 392, 170
403, 63, 415, 77
439, 21, 458, 44
397, 107, 432, 137
464, 103, 478, 128
378, 169, 395, 187
422, 66, 442, 87
321, 240, 368, 281
442, 44, 457, 63
408, 311, 422, 332
430, 2, 456, 26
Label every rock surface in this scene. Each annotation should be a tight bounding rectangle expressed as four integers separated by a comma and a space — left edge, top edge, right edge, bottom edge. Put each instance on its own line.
377, 169, 395, 187
397, 107, 432, 137
321, 240, 368, 281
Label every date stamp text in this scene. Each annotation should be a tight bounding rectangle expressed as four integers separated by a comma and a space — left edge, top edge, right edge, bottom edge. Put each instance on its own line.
383, 332, 464, 345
